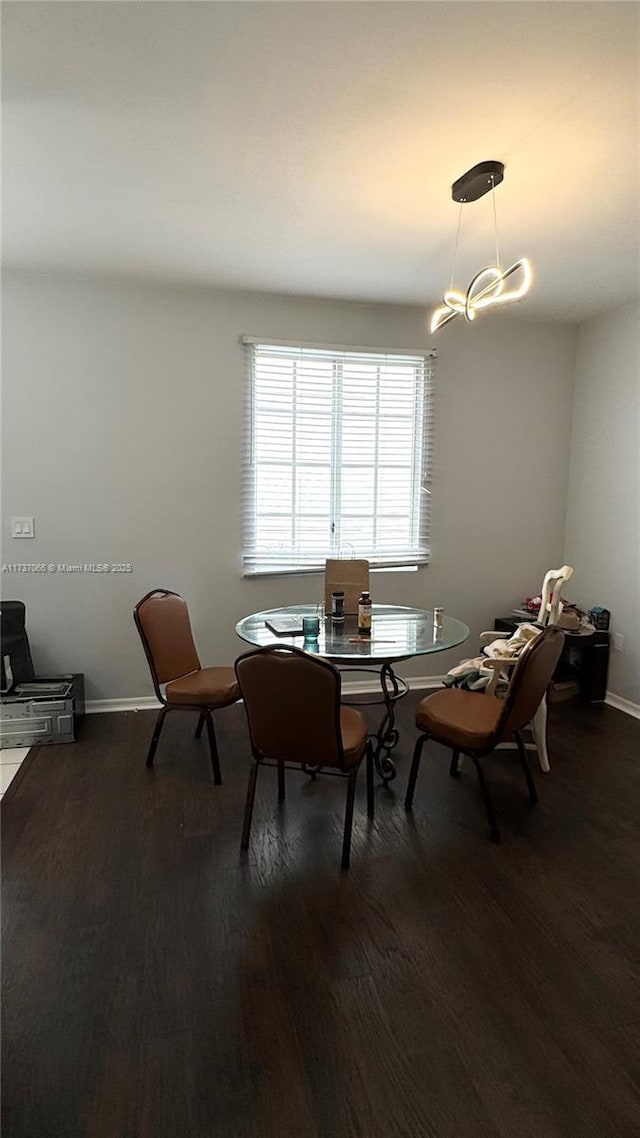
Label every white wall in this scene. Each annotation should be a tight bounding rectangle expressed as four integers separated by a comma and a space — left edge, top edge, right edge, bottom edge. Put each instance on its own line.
564, 301, 640, 705
1, 270, 577, 700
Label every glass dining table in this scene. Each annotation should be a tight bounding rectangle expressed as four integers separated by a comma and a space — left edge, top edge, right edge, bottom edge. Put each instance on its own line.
235, 604, 470, 783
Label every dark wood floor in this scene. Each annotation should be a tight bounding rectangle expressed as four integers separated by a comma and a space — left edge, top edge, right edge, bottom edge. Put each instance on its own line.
2, 695, 640, 1138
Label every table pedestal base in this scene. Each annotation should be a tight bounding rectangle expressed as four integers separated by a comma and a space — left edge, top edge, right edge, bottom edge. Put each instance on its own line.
340, 663, 409, 784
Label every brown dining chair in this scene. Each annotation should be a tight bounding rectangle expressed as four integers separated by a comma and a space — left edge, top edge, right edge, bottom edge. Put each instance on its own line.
133, 589, 239, 783
405, 626, 565, 842
235, 645, 374, 870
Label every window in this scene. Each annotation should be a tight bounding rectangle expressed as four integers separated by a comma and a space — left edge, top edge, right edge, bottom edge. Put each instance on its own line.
242, 339, 434, 576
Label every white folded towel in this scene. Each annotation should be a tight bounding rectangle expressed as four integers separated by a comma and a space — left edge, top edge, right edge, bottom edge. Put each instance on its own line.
445, 623, 542, 691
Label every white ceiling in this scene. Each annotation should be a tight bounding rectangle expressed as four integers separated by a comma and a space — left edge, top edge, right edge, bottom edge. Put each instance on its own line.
3, 1, 639, 322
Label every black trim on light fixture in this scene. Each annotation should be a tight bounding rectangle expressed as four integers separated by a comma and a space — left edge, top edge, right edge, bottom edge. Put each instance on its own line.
429, 159, 532, 333
451, 160, 504, 203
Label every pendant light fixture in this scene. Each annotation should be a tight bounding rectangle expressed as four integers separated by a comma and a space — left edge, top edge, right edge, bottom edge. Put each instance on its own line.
430, 160, 532, 334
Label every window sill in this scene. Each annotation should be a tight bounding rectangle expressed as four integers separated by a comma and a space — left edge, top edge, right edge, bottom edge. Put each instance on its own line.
243, 563, 424, 579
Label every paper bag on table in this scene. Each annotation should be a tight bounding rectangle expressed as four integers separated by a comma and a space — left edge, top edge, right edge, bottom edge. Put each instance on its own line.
324, 559, 370, 616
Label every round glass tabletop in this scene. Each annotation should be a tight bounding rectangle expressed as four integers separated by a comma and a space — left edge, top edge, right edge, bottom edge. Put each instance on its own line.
235, 604, 470, 664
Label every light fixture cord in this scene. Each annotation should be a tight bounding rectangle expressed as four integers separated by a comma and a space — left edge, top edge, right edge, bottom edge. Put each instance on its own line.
491, 174, 501, 268
449, 203, 463, 290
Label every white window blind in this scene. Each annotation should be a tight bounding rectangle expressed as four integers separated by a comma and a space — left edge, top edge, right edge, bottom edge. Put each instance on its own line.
242, 339, 434, 576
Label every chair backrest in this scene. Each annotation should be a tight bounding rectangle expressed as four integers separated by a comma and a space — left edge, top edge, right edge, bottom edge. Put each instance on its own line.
235, 646, 347, 769
497, 626, 565, 739
134, 590, 201, 692
538, 565, 573, 626
324, 558, 370, 616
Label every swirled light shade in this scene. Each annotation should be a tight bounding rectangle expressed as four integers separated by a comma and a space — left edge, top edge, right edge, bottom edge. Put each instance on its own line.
430, 258, 532, 334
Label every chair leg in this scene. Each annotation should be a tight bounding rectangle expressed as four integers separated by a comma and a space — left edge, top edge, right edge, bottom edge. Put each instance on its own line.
204, 711, 222, 786
471, 757, 500, 843
341, 769, 358, 871
277, 760, 286, 802
515, 729, 538, 805
241, 762, 260, 850
532, 697, 551, 773
146, 707, 167, 768
449, 749, 461, 778
404, 735, 426, 810
366, 745, 374, 819
195, 711, 205, 739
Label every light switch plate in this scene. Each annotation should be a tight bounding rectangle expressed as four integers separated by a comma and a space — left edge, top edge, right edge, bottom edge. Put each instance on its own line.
11, 516, 35, 538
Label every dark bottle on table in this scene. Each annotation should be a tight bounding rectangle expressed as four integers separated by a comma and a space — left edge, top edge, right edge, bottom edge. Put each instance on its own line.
357, 590, 372, 636
331, 590, 345, 628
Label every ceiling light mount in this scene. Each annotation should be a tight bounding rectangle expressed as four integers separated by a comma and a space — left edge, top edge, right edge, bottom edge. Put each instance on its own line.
430, 159, 532, 334
451, 160, 504, 203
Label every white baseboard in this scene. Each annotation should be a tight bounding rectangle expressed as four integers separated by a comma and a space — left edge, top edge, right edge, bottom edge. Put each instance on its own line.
85, 675, 445, 715
342, 674, 444, 695
86, 681, 640, 723
86, 696, 162, 714
605, 692, 640, 720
